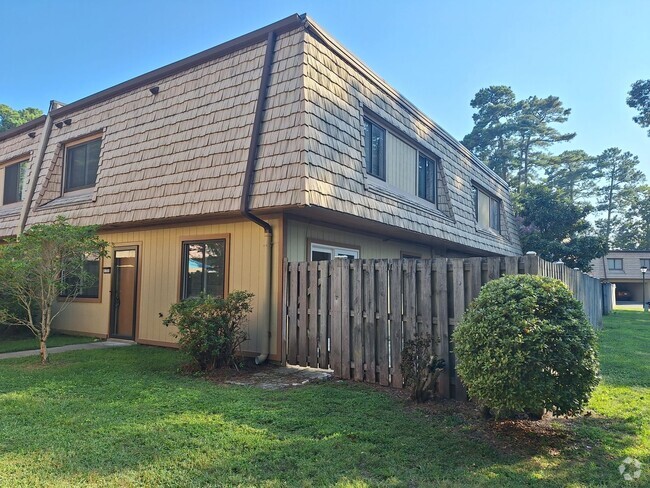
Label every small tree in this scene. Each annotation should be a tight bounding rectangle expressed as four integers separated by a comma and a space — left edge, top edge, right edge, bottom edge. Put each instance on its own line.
0, 217, 108, 363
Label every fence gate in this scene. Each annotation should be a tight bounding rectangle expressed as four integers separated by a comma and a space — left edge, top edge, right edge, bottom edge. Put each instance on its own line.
282, 255, 603, 399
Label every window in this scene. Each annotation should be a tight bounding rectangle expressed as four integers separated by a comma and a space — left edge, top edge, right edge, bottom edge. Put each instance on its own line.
64, 138, 101, 192
417, 154, 436, 204
2, 161, 26, 205
61, 254, 101, 299
364, 118, 385, 180
607, 258, 623, 271
310, 243, 359, 261
472, 185, 501, 232
181, 239, 226, 299
641, 259, 650, 270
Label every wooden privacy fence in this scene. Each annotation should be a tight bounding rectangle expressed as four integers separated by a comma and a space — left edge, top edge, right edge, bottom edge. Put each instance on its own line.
283, 254, 603, 399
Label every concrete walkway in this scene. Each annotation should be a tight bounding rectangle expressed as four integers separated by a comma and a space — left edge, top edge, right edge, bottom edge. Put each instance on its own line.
0, 339, 134, 360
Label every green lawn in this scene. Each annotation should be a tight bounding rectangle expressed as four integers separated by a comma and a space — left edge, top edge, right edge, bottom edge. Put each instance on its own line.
0, 332, 98, 353
0, 311, 646, 487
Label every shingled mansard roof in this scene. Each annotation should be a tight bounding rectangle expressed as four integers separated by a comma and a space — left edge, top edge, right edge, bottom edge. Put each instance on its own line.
0, 14, 521, 256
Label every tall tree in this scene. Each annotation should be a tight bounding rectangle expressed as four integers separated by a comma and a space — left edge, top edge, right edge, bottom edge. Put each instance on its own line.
594, 148, 645, 246
463, 87, 575, 190
627, 79, 650, 136
545, 150, 597, 202
517, 184, 607, 271
612, 185, 650, 250
512, 95, 576, 190
0, 104, 43, 132
462, 86, 518, 181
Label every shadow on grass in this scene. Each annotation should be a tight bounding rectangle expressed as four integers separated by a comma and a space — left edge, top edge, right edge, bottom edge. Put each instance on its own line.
0, 345, 643, 487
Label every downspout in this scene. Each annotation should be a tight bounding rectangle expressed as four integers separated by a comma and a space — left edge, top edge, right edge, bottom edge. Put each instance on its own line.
16, 100, 60, 235
240, 31, 277, 364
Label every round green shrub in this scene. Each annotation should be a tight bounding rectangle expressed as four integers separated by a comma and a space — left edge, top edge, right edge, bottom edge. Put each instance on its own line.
453, 274, 599, 418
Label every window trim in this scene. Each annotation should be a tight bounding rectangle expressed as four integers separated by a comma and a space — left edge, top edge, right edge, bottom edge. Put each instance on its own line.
62, 133, 103, 195
308, 240, 360, 261
472, 183, 501, 233
607, 258, 624, 271
178, 233, 230, 300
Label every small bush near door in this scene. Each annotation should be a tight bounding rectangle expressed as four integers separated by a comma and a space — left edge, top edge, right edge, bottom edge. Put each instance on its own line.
164, 291, 254, 371
453, 274, 599, 419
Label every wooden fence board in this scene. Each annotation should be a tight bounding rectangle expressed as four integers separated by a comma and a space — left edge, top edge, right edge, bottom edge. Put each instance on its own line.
434, 258, 450, 398
340, 260, 350, 377
318, 261, 329, 369
404, 259, 417, 343
308, 261, 318, 368
297, 262, 308, 367
287, 262, 298, 364
351, 260, 364, 381
329, 259, 342, 376
389, 259, 403, 388
504, 256, 519, 275
376, 260, 390, 386
451, 259, 468, 401
364, 260, 377, 384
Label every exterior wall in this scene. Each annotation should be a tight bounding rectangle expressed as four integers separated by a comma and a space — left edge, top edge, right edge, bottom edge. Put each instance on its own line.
8, 28, 306, 238
302, 27, 521, 256
285, 218, 436, 262
53, 218, 282, 357
590, 251, 650, 280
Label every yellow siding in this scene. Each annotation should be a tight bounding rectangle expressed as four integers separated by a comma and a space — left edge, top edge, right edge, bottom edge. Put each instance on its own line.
53, 218, 281, 356
285, 218, 433, 262
385, 132, 417, 195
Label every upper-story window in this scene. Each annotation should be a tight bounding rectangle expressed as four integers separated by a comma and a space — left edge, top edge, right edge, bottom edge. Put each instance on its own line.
607, 258, 623, 271
417, 155, 436, 204
364, 118, 386, 180
640, 259, 650, 269
64, 137, 101, 193
472, 185, 501, 232
2, 160, 27, 205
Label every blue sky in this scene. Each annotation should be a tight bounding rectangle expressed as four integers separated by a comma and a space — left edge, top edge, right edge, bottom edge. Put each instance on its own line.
2, 0, 648, 178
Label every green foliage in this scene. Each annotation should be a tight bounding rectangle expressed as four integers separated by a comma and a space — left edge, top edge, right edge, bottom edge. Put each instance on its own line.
517, 184, 607, 271
164, 291, 253, 371
0, 104, 43, 132
400, 333, 445, 402
453, 275, 599, 419
612, 185, 650, 249
627, 79, 650, 136
462, 85, 575, 190
0, 216, 108, 362
594, 147, 645, 246
544, 150, 597, 203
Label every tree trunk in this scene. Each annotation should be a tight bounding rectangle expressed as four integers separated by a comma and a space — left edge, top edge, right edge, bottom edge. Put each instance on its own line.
40, 339, 48, 364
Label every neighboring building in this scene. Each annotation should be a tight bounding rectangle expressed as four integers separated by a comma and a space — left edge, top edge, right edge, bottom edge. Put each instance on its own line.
591, 251, 650, 304
0, 14, 521, 360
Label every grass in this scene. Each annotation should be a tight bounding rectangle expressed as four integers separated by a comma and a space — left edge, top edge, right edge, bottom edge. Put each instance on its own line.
0, 331, 98, 354
0, 312, 646, 486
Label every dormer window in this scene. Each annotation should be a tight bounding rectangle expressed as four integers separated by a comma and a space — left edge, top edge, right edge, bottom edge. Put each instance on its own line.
2, 160, 26, 205
64, 137, 101, 193
417, 154, 436, 204
364, 118, 386, 180
472, 185, 501, 233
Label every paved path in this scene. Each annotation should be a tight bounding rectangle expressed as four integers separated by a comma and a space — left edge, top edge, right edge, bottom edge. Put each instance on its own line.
0, 340, 134, 360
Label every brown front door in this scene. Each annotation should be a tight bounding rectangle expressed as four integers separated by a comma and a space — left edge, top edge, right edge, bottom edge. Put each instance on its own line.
110, 247, 138, 339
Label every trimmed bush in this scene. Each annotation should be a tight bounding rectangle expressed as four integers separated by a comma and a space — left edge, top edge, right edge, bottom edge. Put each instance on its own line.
164, 291, 253, 371
400, 333, 445, 402
453, 274, 599, 418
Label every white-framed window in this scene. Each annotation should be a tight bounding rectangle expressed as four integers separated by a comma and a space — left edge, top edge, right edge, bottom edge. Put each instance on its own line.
640, 259, 650, 270
417, 154, 436, 204
310, 243, 359, 261
472, 185, 501, 233
607, 258, 623, 271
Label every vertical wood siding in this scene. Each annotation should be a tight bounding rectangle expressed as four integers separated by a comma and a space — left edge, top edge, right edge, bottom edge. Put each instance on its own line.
53, 218, 282, 355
